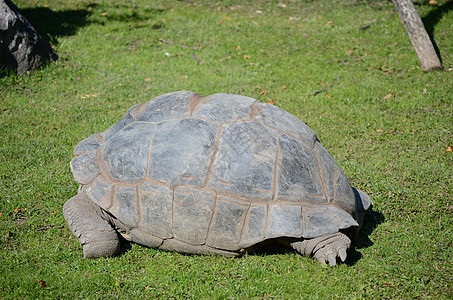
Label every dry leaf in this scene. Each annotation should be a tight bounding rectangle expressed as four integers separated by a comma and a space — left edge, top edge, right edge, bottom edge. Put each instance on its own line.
243, 55, 251, 59
383, 93, 393, 100
429, 0, 437, 5
37, 279, 46, 288
267, 97, 276, 104
144, 78, 151, 82
376, 129, 383, 133
259, 89, 268, 95
446, 146, 452, 152
81, 94, 97, 99
277, 3, 287, 8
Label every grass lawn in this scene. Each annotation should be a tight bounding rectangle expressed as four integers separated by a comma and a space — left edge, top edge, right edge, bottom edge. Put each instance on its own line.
1, 0, 452, 298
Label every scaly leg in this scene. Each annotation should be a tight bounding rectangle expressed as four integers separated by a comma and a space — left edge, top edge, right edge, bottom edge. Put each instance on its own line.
63, 191, 121, 258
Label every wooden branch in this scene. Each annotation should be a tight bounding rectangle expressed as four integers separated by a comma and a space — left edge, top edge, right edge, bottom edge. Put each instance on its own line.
307, 75, 341, 96
190, 52, 201, 65
392, 0, 441, 71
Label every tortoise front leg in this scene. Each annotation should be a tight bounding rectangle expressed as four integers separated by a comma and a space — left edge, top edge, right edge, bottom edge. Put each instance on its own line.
63, 191, 122, 258
290, 232, 351, 266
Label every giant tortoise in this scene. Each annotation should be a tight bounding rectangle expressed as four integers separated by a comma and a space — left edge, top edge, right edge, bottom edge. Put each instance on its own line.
63, 91, 371, 266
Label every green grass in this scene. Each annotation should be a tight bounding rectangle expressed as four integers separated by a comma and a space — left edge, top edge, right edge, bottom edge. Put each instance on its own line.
1, 0, 452, 298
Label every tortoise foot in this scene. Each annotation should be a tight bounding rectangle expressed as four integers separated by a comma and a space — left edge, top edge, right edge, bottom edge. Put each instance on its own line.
63, 192, 122, 258
290, 232, 351, 267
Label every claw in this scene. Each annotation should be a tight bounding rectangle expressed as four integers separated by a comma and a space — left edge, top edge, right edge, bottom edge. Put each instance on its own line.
327, 253, 336, 266
315, 251, 326, 264
339, 248, 347, 262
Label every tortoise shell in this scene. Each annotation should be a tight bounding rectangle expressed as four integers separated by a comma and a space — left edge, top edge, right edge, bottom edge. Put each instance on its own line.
70, 91, 359, 252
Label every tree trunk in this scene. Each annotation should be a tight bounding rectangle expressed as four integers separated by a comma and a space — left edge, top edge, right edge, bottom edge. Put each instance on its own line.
392, 0, 441, 71
0, 0, 58, 75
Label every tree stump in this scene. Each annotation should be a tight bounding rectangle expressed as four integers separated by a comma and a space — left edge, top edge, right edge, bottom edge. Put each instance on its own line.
392, 0, 441, 71
0, 0, 58, 75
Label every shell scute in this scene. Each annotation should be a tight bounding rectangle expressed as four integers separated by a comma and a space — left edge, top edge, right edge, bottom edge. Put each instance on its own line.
111, 185, 137, 228
138, 182, 173, 239
255, 103, 317, 145
302, 207, 339, 239
206, 195, 249, 250
73, 133, 101, 156
135, 91, 196, 123
84, 176, 113, 211
101, 103, 140, 142
208, 122, 277, 200
101, 122, 155, 183
147, 118, 218, 187
267, 203, 303, 239
172, 187, 215, 245
240, 203, 267, 247
328, 206, 359, 229
333, 173, 356, 215
70, 151, 101, 185
194, 93, 257, 123
276, 134, 324, 201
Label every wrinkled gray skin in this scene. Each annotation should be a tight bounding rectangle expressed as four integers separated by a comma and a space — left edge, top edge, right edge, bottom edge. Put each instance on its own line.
63, 91, 371, 266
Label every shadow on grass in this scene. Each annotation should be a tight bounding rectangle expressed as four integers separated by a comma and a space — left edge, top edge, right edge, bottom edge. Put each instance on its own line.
19, 6, 92, 46
244, 207, 384, 266
95, 3, 166, 25
420, 0, 453, 64
346, 207, 385, 266
19, 3, 166, 47
0, 3, 166, 77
